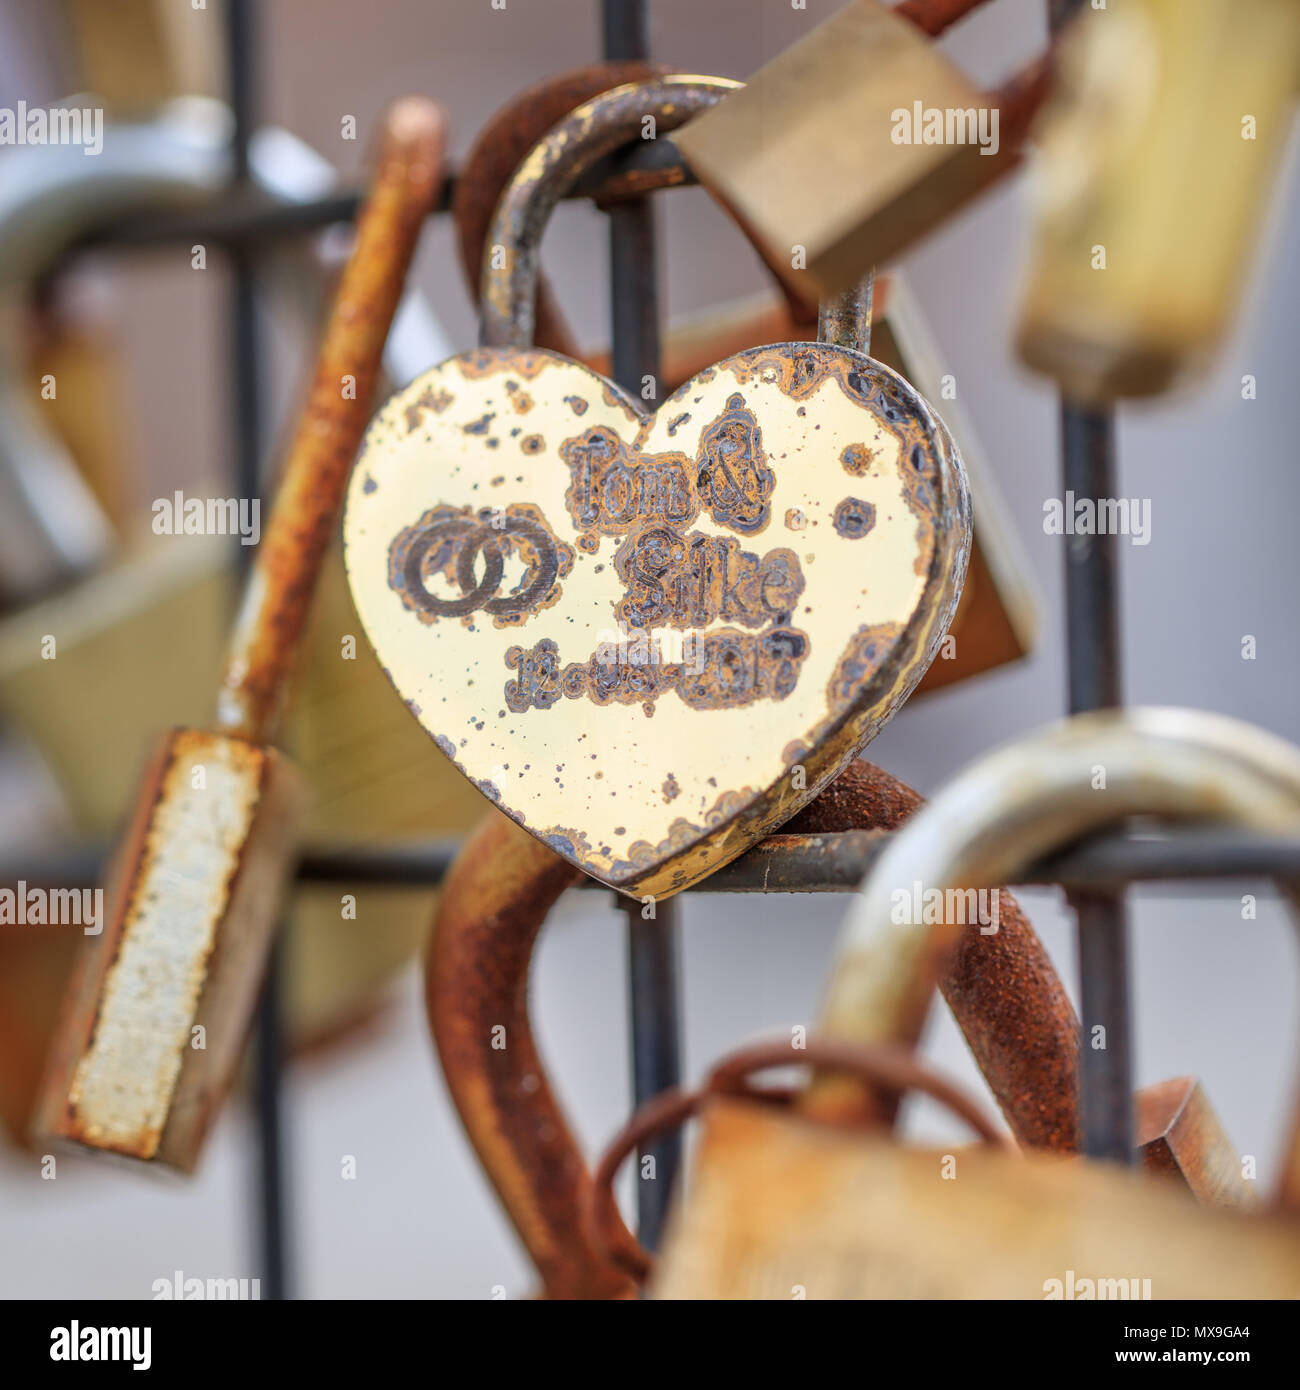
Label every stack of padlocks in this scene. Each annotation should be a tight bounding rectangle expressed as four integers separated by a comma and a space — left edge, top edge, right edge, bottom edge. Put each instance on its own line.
25, 0, 1300, 1298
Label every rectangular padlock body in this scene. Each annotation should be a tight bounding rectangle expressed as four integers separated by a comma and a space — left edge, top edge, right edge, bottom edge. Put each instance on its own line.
674, 0, 1012, 299
652, 1101, 1300, 1299
36, 728, 303, 1171
1016, 0, 1300, 399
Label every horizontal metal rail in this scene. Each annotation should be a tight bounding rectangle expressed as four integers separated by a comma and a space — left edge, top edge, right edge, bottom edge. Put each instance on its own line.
64, 143, 696, 255
6, 824, 1300, 897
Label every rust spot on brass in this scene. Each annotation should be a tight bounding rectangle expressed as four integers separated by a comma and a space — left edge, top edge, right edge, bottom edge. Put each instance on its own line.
404, 383, 454, 433
841, 442, 875, 476
833, 497, 876, 539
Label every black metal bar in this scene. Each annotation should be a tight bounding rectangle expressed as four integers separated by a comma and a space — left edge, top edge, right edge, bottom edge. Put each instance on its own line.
602, 0, 649, 59
16, 824, 1300, 895
1055, 0, 1128, 1163
225, 0, 291, 1301
1062, 404, 1131, 1172
1054, 0, 1131, 1166
15, 825, 1300, 895
1062, 406, 1122, 714
62, 146, 698, 258
601, 0, 682, 1255
623, 895, 683, 1241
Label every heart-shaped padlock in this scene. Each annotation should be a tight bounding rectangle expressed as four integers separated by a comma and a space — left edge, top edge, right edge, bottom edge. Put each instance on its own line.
344, 76, 970, 898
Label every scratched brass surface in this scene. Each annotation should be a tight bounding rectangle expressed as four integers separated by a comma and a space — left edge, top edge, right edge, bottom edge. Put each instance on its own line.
346, 343, 969, 898
652, 1100, 1300, 1300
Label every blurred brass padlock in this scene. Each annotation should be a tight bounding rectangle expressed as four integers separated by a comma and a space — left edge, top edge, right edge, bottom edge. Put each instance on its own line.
609, 707, 1300, 1297
345, 76, 971, 900
672, 0, 1044, 301
1017, 0, 1300, 401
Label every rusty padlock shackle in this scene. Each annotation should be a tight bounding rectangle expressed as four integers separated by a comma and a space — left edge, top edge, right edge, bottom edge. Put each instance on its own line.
479, 75, 739, 352
474, 73, 883, 363
810, 706, 1300, 1212
426, 759, 1081, 1299
35, 97, 449, 1171
451, 61, 819, 364
219, 98, 448, 743
583, 1037, 1014, 1285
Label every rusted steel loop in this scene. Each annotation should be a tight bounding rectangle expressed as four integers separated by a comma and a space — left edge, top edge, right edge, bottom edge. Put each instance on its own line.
461, 37, 1048, 364
216, 97, 447, 742
809, 708, 1300, 1215
785, 761, 1080, 1152
582, 1037, 1012, 1285
425, 758, 1079, 1300
480, 75, 740, 350
452, 61, 671, 359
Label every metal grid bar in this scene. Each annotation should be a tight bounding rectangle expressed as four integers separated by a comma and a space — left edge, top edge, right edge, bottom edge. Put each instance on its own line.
1052, 0, 1133, 1166
224, 0, 291, 1301
59, 145, 697, 258
601, 0, 684, 1257
11, 824, 1300, 895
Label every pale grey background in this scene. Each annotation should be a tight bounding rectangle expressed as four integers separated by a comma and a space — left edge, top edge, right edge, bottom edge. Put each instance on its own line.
0, 0, 1297, 1298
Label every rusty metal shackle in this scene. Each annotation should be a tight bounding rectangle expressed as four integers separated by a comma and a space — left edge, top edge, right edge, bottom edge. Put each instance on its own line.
478, 74, 739, 352
583, 1038, 1014, 1285
809, 707, 1300, 1215
426, 759, 1081, 1299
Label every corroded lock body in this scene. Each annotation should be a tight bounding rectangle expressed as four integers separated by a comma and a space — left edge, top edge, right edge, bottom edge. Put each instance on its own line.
1016, 0, 1300, 400
34, 100, 448, 1169
345, 76, 971, 900
646, 708, 1300, 1298
672, 0, 1046, 301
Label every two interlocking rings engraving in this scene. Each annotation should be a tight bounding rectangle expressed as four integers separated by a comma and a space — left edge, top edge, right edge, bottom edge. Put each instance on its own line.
400, 512, 559, 618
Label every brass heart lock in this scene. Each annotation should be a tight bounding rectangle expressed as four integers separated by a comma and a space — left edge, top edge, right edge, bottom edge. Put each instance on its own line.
344, 75, 971, 899
626, 707, 1300, 1298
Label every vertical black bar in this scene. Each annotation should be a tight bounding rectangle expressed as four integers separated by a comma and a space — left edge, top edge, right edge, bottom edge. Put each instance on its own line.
1061, 403, 1132, 1163
623, 895, 683, 1246
602, 0, 683, 1251
1051, 0, 1131, 1166
1051, 0, 1134, 1162
226, 0, 292, 1295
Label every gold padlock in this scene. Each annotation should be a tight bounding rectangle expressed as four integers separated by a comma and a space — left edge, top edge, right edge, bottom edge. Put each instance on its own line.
1016, 0, 1300, 400
345, 75, 971, 901
613, 707, 1300, 1298
672, 0, 1047, 301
